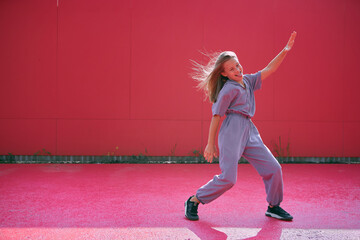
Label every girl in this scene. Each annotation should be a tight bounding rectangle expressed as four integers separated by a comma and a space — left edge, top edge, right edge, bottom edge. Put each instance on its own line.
185, 31, 297, 221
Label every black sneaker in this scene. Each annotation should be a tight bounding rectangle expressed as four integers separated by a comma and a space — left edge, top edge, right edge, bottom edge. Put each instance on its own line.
265, 206, 293, 221
185, 196, 199, 221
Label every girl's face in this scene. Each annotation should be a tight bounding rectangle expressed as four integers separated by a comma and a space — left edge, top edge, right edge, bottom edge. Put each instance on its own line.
221, 58, 243, 82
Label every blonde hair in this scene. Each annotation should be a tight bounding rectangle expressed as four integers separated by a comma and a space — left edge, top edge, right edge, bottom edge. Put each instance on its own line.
191, 51, 238, 103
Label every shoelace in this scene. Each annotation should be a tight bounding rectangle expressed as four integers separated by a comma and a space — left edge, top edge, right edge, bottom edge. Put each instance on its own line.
273, 206, 290, 216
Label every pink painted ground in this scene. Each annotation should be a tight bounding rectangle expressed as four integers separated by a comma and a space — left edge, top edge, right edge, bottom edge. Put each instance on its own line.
0, 164, 359, 239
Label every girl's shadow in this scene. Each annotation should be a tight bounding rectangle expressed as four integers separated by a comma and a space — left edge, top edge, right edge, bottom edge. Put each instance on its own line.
243, 218, 283, 240
185, 217, 283, 240
185, 219, 227, 240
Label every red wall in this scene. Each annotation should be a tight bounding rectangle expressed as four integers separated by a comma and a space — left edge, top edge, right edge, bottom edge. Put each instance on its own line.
1, 0, 359, 157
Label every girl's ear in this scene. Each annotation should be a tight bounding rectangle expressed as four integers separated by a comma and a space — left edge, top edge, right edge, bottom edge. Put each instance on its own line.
221, 71, 227, 77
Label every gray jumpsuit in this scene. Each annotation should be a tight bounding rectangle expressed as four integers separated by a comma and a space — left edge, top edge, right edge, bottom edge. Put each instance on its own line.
196, 71, 283, 206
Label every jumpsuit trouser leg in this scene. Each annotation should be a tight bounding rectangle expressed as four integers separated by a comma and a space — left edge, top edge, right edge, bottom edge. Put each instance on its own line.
242, 122, 283, 206
196, 114, 283, 206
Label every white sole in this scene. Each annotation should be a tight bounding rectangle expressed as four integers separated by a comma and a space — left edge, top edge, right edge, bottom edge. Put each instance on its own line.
265, 211, 292, 221
184, 201, 188, 218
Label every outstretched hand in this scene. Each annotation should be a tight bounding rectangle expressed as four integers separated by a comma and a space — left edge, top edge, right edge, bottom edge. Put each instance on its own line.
284, 31, 297, 51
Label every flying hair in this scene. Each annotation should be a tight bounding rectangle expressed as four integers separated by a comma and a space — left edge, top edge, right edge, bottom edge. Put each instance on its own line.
191, 51, 238, 103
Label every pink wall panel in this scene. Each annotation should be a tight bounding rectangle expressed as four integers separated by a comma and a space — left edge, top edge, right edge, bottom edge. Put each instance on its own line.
202, 0, 275, 73
343, 0, 360, 121
130, 0, 204, 120
57, 119, 201, 156
201, 101, 213, 122
253, 81, 275, 121
57, 0, 131, 119
0, 0, 57, 118
0, 119, 56, 155
0, 0, 359, 157
344, 122, 360, 156
256, 121, 344, 157
273, 0, 346, 122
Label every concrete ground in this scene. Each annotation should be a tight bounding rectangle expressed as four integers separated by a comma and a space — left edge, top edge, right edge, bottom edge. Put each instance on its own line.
0, 164, 359, 240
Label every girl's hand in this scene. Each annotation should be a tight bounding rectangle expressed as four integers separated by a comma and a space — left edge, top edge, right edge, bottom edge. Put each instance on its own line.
284, 31, 297, 51
204, 144, 218, 163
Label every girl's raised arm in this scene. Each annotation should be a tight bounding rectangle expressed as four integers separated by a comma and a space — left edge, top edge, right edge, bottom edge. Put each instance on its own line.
261, 31, 297, 80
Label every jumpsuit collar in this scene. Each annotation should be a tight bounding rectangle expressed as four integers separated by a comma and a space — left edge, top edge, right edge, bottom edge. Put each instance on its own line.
227, 79, 246, 89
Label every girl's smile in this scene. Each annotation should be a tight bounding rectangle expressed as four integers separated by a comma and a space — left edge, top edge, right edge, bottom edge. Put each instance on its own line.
221, 58, 244, 83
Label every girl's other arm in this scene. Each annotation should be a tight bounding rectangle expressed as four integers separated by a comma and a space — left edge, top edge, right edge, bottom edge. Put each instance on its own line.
204, 115, 221, 163
261, 31, 297, 80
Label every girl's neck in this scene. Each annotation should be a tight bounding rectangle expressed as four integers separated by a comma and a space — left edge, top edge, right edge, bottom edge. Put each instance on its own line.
236, 80, 246, 89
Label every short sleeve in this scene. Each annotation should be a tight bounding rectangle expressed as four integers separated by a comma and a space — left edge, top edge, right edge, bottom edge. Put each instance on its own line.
245, 71, 262, 91
212, 84, 236, 117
